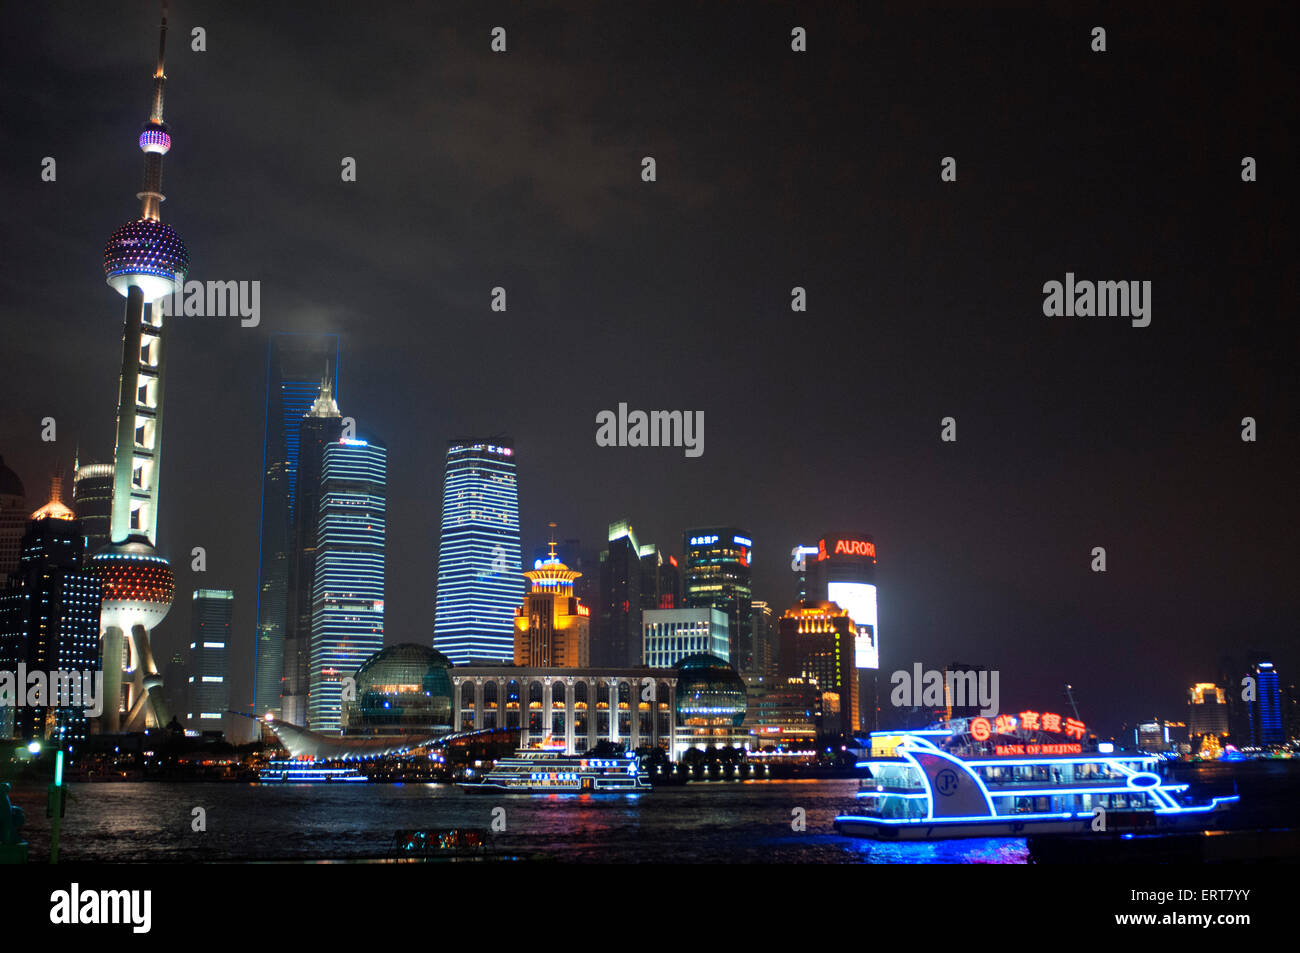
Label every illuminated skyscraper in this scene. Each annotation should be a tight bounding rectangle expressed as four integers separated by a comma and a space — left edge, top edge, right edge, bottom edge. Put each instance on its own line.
281, 379, 343, 725
598, 520, 643, 667
187, 589, 232, 734
433, 441, 523, 665
71, 459, 113, 561
683, 528, 753, 668
778, 601, 858, 736
0, 475, 102, 743
308, 437, 386, 731
1249, 661, 1284, 746
90, 4, 188, 733
513, 541, 590, 667
252, 333, 339, 718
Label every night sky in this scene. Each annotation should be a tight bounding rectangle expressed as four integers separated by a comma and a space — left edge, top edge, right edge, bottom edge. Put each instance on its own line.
1, 2, 1295, 738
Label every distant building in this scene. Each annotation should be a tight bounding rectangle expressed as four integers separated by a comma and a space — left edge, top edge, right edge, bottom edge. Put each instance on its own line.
281, 379, 343, 726
1135, 719, 1187, 753
743, 675, 820, 751
0, 476, 102, 743
187, 589, 233, 734
309, 437, 386, 731
433, 441, 523, 665
531, 537, 600, 636
513, 546, 591, 667
778, 601, 858, 735
642, 607, 729, 668
750, 601, 777, 678
0, 456, 27, 577
252, 332, 340, 719
1249, 661, 1284, 746
1187, 683, 1230, 741
598, 520, 644, 667
71, 461, 113, 560
683, 529, 753, 669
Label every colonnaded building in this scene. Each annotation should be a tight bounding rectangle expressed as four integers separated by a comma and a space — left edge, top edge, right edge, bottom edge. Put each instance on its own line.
272, 643, 752, 761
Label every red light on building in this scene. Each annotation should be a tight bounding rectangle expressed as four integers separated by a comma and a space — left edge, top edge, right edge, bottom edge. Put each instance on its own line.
971, 717, 991, 741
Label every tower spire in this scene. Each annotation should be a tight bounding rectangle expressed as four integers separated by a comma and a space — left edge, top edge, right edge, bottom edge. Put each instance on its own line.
136, 1, 174, 221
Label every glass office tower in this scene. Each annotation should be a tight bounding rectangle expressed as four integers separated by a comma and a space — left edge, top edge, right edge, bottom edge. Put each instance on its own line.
433, 441, 523, 665
252, 333, 339, 717
308, 437, 386, 731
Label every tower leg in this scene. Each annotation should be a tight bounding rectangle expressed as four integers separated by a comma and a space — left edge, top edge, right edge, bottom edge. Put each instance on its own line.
99, 626, 125, 734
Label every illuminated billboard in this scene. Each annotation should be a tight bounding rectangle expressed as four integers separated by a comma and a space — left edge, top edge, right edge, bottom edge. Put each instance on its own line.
828, 580, 878, 669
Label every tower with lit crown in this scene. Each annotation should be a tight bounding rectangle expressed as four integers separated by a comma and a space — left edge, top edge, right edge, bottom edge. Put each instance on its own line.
90, 2, 189, 733
513, 530, 590, 667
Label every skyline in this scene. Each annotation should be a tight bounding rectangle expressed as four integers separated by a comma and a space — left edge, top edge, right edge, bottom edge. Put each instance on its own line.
0, 2, 1295, 739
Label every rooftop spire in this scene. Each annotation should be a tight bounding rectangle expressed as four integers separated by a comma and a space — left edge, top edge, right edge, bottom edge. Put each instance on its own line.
150, 1, 169, 124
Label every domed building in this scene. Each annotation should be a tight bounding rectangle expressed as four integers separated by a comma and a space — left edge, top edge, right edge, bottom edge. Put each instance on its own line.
342, 643, 454, 737
673, 653, 750, 757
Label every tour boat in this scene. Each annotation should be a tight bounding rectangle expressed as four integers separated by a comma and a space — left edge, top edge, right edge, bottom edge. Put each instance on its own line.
257, 759, 368, 783
834, 718, 1237, 841
462, 749, 652, 793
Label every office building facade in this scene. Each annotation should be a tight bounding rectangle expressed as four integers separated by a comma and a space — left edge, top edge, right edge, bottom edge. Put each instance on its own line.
514, 550, 591, 667
309, 438, 386, 730
252, 332, 340, 718
0, 484, 102, 743
642, 607, 729, 668
433, 442, 523, 665
187, 589, 233, 732
683, 528, 753, 668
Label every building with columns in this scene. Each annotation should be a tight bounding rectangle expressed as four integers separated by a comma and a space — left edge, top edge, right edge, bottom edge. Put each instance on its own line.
449, 666, 677, 754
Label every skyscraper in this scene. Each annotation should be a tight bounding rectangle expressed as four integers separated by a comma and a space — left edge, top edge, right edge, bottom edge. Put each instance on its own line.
1249, 661, 1284, 746
0, 456, 27, 576
0, 476, 102, 743
309, 437, 386, 731
187, 589, 233, 734
252, 333, 339, 718
683, 528, 754, 668
598, 519, 643, 667
433, 441, 523, 665
90, 4, 188, 733
778, 601, 859, 736
281, 379, 343, 725
513, 543, 590, 667
71, 460, 113, 561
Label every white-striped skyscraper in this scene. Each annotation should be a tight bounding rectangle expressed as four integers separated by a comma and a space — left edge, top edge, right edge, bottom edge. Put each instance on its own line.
308, 437, 386, 731
433, 441, 523, 665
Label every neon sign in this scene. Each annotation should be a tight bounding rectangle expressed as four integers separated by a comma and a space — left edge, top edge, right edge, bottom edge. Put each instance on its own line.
818, 538, 876, 561
972, 712, 1086, 743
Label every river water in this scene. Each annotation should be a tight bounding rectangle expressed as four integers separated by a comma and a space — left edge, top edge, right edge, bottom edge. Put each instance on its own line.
14, 761, 1295, 863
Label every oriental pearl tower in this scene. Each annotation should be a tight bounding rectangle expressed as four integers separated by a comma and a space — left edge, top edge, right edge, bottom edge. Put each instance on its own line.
91, 1, 189, 733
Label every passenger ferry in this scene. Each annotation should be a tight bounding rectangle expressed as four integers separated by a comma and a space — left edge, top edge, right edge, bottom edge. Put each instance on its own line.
834, 715, 1238, 841
463, 748, 652, 793
257, 759, 368, 783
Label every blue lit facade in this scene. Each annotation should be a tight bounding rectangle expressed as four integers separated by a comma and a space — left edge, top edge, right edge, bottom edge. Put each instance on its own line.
187, 589, 232, 731
1250, 661, 1284, 746
433, 442, 523, 665
252, 333, 339, 717
309, 438, 386, 731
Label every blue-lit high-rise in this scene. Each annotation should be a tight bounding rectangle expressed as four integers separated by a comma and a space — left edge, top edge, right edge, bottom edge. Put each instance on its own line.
433, 441, 523, 665
308, 437, 386, 731
1250, 661, 1284, 746
252, 333, 339, 718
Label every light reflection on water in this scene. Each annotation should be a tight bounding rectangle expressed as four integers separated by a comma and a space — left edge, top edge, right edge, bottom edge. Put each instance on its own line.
17, 778, 1028, 863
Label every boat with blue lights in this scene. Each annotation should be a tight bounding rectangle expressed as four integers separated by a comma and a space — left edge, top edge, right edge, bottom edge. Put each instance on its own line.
257, 759, 368, 783
462, 748, 652, 793
835, 714, 1238, 840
